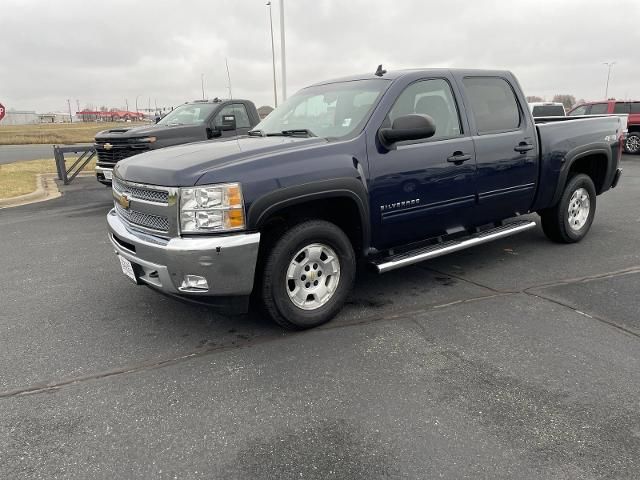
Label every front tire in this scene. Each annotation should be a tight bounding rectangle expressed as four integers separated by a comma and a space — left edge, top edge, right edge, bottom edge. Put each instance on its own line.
261, 220, 356, 330
540, 173, 596, 243
624, 132, 640, 154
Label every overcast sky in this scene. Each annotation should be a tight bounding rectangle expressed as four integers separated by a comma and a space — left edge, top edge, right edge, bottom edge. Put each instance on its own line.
2, 0, 639, 113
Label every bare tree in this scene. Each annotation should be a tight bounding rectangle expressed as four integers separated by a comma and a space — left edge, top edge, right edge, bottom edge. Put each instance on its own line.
552, 94, 576, 110
526, 95, 544, 103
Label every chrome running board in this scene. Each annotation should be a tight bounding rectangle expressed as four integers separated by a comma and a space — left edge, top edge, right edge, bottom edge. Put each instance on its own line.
372, 220, 537, 274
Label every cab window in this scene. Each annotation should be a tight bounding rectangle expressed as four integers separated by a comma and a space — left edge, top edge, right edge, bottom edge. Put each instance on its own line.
462, 77, 521, 134
589, 103, 608, 115
388, 78, 462, 140
569, 105, 588, 116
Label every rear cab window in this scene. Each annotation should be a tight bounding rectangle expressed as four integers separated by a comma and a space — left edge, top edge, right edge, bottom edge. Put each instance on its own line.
461, 77, 522, 134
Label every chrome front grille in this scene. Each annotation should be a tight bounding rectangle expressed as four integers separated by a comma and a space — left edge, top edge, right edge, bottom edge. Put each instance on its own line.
113, 177, 169, 204
112, 177, 177, 236
115, 204, 169, 232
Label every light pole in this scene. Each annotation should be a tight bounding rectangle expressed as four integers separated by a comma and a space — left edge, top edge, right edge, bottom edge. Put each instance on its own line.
67, 99, 73, 123
125, 99, 129, 112
604, 62, 616, 99
135, 95, 140, 114
201, 74, 205, 100
266, 2, 278, 107
279, 0, 287, 101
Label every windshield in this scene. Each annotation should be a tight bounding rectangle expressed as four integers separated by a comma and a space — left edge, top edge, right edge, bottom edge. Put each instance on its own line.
156, 103, 218, 126
254, 79, 389, 138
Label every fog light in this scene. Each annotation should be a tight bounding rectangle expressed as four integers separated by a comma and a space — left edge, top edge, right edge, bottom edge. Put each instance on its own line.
180, 275, 209, 292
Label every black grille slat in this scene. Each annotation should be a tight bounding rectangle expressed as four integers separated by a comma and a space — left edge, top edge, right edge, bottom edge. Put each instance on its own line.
95, 142, 149, 164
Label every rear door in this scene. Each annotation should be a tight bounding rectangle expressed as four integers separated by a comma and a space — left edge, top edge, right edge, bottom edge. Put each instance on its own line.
457, 75, 538, 223
368, 75, 478, 248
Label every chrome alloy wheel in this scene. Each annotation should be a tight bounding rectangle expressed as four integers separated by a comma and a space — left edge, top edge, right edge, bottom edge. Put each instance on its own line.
286, 243, 341, 310
626, 135, 640, 153
568, 187, 590, 231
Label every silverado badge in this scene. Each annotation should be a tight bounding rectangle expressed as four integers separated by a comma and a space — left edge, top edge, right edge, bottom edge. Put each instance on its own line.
118, 193, 131, 209
103, 143, 113, 150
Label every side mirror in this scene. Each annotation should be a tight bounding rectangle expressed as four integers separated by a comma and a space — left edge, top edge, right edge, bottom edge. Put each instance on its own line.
206, 127, 221, 139
220, 114, 236, 131
378, 114, 436, 149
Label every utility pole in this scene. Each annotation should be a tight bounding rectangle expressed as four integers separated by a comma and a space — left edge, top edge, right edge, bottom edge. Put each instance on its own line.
279, 0, 287, 101
148, 97, 151, 113
604, 62, 616, 99
201, 74, 205, 100
125, 99, 129, 111
135, 95, 140, 114
67, 99, 73, 123
267, 2, 278, 107
75, 99, 80, 112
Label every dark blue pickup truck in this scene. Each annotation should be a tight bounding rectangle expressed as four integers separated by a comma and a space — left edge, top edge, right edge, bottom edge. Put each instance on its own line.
107, 68, 625, 329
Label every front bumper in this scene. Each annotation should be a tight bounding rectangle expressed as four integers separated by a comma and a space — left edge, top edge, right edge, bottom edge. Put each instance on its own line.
107, 209, 260, 296
95, 166, 113, 185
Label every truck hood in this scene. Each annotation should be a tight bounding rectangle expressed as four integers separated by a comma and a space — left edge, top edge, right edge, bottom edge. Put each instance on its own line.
113, 136, 327, 186
94, 123, 202, 140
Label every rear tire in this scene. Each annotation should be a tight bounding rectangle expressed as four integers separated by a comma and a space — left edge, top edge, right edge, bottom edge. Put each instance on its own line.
261, 220, 356, 330
624, 132, 640, 154
540, 173, 596, 243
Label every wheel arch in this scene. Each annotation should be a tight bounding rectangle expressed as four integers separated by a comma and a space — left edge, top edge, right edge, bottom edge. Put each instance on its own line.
551, 146, 611, 205
247, 178, 371, 255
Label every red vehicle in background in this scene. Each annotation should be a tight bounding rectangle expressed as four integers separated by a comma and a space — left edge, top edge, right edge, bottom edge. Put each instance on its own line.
568, 100, 640, 154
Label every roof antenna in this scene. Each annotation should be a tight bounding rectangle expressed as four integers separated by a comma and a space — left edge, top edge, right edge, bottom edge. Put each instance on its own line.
225, 57, 240, 141
375, 64, 387, 77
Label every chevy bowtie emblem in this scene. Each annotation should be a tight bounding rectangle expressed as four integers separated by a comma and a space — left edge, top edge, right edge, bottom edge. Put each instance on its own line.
118, 193, 131, 209
104, 143, 113, 150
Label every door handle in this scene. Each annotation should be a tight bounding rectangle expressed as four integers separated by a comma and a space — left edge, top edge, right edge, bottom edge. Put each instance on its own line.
447, 152, 472, 165
514, 142, 534, 153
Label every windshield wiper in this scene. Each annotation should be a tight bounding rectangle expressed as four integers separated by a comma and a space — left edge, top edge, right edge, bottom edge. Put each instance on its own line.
247, 129, 265, 136
266, 129, 316, 137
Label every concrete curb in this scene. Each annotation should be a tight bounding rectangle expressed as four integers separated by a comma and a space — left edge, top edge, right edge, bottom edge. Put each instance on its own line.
0, 173, 63, 209
0, 171, 97, 209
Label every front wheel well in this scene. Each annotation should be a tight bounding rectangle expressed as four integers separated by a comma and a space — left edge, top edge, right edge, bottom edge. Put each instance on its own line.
567, 153, 609, 194
256, 196, 365, 257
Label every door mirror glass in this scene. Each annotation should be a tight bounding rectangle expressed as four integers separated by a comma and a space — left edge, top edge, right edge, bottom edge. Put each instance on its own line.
379, 114, 436, 148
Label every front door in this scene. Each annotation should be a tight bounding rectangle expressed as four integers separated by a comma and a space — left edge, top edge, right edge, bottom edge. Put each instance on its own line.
368, 77, 478, 248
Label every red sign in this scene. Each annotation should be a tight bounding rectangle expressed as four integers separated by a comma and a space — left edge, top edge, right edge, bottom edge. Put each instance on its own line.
0, 103, 5, 122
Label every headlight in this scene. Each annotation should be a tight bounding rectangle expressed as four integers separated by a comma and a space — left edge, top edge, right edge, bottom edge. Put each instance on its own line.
135, 136, 157, 143
179, 183, 245, 233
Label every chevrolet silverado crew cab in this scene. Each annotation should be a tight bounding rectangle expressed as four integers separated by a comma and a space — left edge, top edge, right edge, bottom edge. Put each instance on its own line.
107, 68, 625, 329
94, 98, 260, 184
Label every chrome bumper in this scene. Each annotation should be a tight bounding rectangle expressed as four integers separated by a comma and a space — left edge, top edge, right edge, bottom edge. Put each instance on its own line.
107, 208, 260, 296
95, 166, 113, 182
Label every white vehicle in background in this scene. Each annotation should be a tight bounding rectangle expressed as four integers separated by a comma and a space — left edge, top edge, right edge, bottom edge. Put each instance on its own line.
528, 102, 566, 117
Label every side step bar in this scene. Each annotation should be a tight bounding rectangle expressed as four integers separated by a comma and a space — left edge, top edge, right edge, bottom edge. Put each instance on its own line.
372, 220, 537, 274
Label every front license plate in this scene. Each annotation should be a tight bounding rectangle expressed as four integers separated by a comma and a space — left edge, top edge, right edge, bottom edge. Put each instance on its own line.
104, 169, 113, 180
118, 255, 137, 282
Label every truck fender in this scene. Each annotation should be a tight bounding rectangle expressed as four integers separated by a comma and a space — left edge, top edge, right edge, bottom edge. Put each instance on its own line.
247, 178, 371, 251
550, 144, 611, 205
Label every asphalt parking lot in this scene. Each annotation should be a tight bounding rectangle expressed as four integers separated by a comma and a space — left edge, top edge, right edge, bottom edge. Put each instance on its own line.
1, 156, 639, 479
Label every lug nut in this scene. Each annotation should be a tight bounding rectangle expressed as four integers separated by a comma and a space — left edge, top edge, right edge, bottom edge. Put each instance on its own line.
301, 275, 306, 281
305, 282, 310, 288
314, 280, 318, 286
